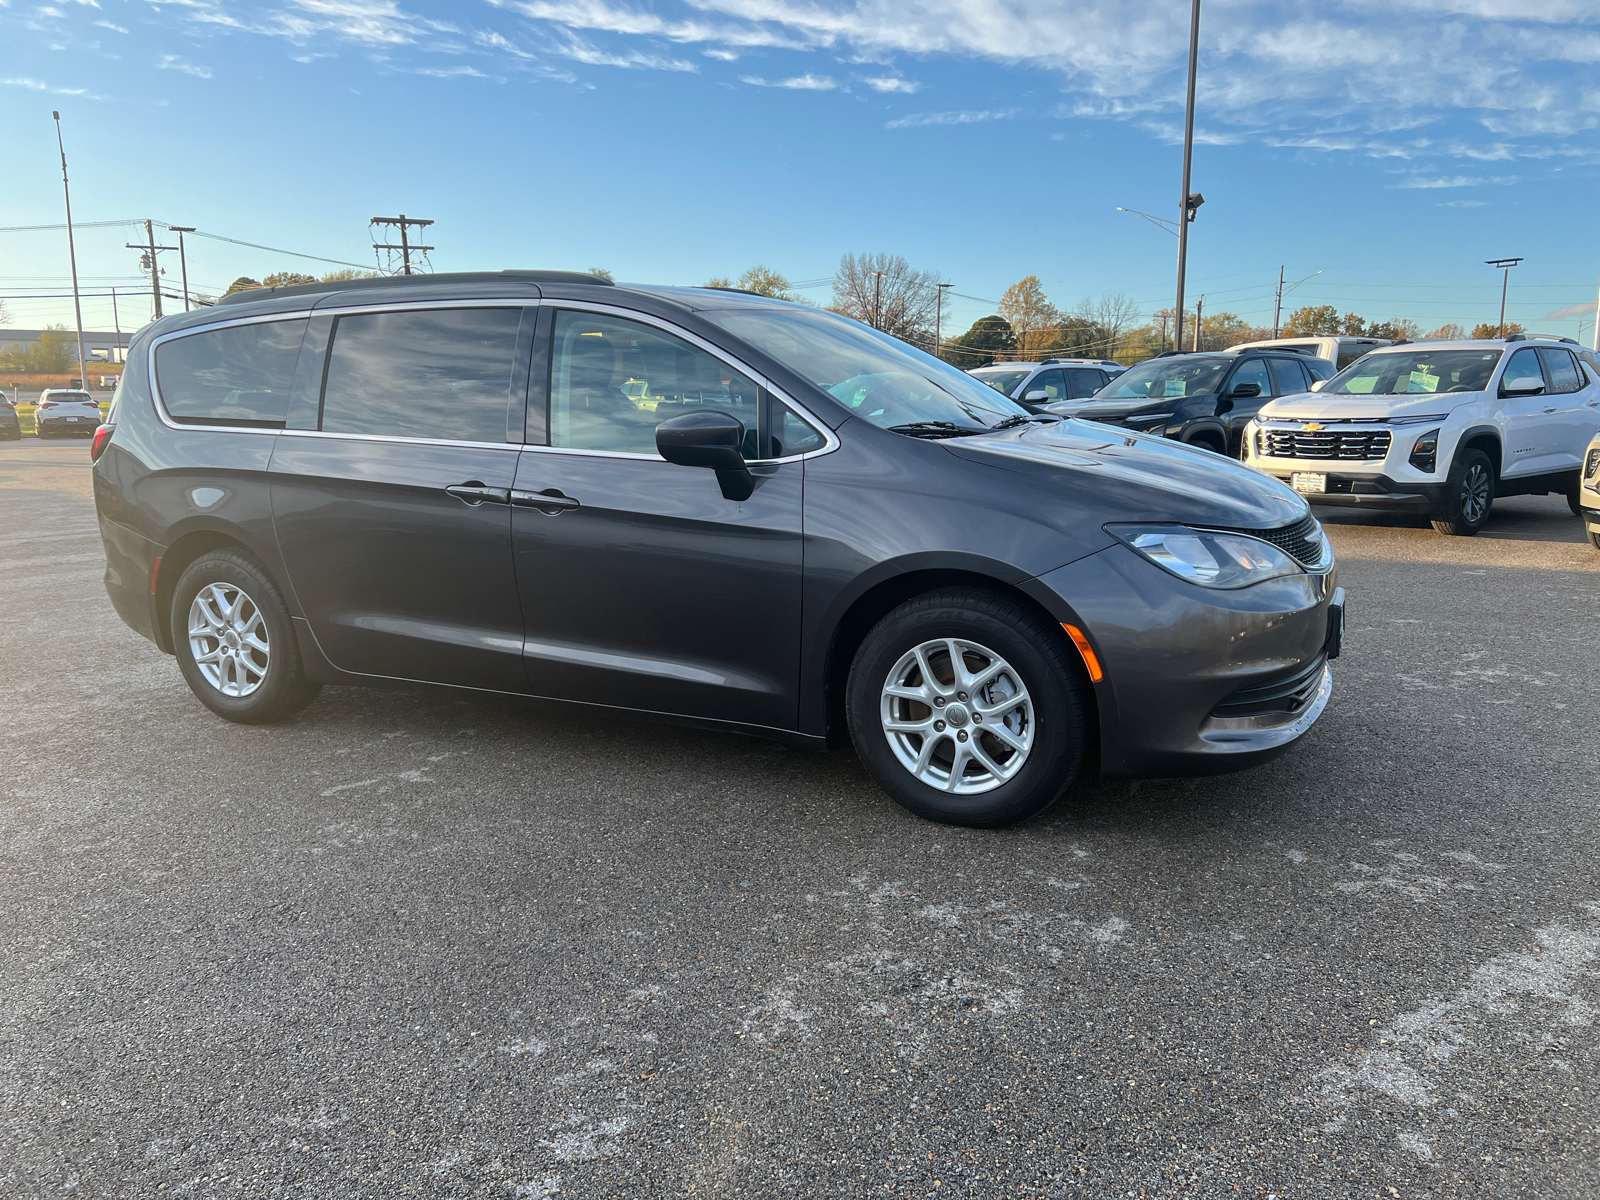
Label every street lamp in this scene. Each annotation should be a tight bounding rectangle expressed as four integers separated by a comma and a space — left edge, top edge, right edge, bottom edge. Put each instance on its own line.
1272, 268, 1322, 338
1173, 0, 1203, 355
51, 111, 89, 391
1485, 257, 1522, 337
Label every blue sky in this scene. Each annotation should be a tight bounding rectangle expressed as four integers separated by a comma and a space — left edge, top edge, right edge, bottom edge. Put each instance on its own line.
2, 0, 1598, 344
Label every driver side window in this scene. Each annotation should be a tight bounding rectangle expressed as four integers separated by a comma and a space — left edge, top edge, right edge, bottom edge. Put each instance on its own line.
1500, 348, 1546, 396
1228, 358, 1272, 397
550, 311, 761, 457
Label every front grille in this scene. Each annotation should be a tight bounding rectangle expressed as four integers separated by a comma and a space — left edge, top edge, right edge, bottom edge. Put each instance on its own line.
1210, 513, 1326, 568
1261, 427, 1392, 460
1211, 654, 1327, 719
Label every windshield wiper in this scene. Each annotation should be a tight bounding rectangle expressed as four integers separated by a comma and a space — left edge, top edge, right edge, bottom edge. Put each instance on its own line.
990, 414, 1032, 430
885, 421, 988, 439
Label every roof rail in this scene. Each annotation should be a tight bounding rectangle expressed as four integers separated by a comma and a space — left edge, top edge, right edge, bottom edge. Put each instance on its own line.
1505, 333, 1525, 342
214, 269, 612, 307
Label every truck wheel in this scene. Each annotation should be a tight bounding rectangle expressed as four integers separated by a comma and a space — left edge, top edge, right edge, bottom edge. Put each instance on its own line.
1429, 449, 1494, 536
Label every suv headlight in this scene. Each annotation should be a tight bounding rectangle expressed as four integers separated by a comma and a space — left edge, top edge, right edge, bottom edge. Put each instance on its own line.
1408, 428, 1440, 473
1106, 524, 1303, 589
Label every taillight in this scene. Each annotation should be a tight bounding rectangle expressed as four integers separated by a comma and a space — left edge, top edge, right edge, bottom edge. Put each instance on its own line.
90, 423, 114, 462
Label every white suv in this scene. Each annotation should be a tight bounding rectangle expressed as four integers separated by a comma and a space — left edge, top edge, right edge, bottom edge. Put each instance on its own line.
1580, 431, 1600, 551
1244, 336, 1600, 536
968, 359, 1126, 412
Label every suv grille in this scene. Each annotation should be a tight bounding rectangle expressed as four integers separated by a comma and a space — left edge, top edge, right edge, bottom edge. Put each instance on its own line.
1260, 427, 1392, 460
1210, 514, 1326, 568
1211, 654, 1327, 719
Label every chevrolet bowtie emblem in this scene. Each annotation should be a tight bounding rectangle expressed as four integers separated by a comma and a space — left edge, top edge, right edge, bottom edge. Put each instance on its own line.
1303, 422, 1324, 431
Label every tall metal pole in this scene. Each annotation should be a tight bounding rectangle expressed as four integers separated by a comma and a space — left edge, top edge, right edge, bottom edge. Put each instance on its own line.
111, 290, 121, 363
1193, 295, 1204, 352
146, 220, 163, 319
1273, 265, 1285, 338
169, 226, 195, 311
52, 111, 89, 390
1173, 0, 1202, 356
1498, 269, 1509, 337
935, 282, 952, 357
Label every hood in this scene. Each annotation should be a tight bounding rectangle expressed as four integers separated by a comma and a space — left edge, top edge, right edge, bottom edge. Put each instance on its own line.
1043, 396, 1201, 421
1260, 392, 1477, 422
942, 418, 1310, 529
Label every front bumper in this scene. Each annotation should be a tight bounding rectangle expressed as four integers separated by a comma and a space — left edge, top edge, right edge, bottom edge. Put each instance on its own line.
1253, 471, 1447, 511
1031, 545, 1341, 778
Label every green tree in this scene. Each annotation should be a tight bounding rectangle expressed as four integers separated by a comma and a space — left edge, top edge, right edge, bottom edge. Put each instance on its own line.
262, 271, 316, 289
1283, 305, 1343, 336
588, 267, 615, 283
702, 266, 806, 302
1365, 318, 1420, 341
940, 315, 1015, 370
222, 277, 262, 297
319, 268, 379, 282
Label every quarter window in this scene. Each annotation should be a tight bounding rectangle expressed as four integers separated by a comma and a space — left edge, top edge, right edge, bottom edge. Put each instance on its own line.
320, 308, 524, 442
770, 400, 825, 458
154, 318, 306, 427
1538, 347, 1583, 394
550, 311, 761, 457
1269, 357, 1309, 397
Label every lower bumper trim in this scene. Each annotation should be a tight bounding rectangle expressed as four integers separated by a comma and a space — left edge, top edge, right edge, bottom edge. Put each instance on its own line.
1199, 664, 1333, 753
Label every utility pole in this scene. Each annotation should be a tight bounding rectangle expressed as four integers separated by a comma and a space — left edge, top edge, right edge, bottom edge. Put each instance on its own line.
168, 226, 195, 311
1173, 0, 1203, 356
935, 282, 953, 357
1272, 267, 1322, 338
111, 290, 121, 363
1193, 295, 1205, 352
51, 111, 88, 391
127, 221, 177, 321
869, 270, 888, 331
1485, 257, 1522, 337
370, 214, 435, 276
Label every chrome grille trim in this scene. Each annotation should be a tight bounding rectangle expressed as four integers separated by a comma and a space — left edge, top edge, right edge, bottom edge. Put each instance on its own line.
1261, 428, 1392, 461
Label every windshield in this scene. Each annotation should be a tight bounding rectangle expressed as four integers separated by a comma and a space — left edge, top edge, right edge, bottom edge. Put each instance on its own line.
1099, 357, 1228, 401
704, 305, 1026, 432
971, 369, 1029, 396
1325, 349, 1501, 395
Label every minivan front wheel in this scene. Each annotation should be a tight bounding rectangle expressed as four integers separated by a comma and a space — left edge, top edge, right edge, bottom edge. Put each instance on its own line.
1430, 448, 1495, 536
846, 590, 1088, 828
171, 550, 320, 724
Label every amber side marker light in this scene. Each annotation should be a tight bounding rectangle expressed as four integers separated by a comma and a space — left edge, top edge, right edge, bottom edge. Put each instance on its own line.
1062, 623, 1104, 682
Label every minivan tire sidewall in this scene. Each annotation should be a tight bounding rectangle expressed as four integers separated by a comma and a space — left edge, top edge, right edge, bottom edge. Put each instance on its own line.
846, 590, 1086, 828
170, 550, 319, 724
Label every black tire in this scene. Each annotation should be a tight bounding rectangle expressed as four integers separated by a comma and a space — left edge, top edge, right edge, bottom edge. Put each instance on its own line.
846, 588, 1088, 828
170, 549, 320, 724
1429, 448, 1495, 536
1589, 530, 1600, 552
1568, 484, 1584, 518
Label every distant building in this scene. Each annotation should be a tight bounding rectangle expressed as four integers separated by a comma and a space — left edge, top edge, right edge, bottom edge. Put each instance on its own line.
0, 328, 132, 364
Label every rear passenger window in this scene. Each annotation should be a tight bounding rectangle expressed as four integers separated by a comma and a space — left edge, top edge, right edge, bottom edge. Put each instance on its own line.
550, 311, 761, 457
1064, 368, 1104, 399
320, 308, 524, 443
1269, 357, 1309, 396
1539, 348, 1583, 394
154, 318, 306, 427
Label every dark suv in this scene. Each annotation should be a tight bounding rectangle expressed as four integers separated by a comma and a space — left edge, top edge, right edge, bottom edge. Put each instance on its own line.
1045, 350, 1335, 457
92, 271, 1344, 828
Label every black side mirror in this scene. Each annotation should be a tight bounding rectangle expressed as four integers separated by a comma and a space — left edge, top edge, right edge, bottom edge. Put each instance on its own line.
1229, 381, 1261, 398
656, 411, 755, 501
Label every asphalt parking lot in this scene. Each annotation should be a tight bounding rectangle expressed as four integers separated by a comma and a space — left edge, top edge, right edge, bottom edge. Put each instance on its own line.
2, 438, 1597, 1199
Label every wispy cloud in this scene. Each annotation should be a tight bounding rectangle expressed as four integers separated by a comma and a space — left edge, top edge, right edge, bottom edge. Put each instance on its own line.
703, 47, 739, 61
1392, 174, 1516, 188
559, 36, 696, 70
158, 54, 213, 78
93, 19, 127, 33
887, 108, 1016, 129
741, 73, 836, 90
864, 76, 919, 93
3, 75, 88, 95
1545, 302, 1594, 321
415, 65, 488, 78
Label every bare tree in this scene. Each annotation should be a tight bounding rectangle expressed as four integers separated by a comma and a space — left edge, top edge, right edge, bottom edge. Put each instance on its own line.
1071, 293, 1141, 351
831, 252, 941, 342
999, 276, 1061, 358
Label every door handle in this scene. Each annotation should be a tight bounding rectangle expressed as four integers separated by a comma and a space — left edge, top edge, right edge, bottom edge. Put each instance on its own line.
1543, 406, 1558, 413
510, 488, 580, 514
446, 481, 510, 506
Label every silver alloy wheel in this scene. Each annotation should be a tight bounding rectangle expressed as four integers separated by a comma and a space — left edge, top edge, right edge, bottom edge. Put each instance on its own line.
880, 637, 1035, 794
187, 582, 270, 698
1461, 462, 1491, 523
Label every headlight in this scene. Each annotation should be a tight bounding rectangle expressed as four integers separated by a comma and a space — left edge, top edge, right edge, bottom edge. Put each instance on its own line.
1585, 447, 1600, 481
1106, 524, 1303, 588
1408, 428, 1439, 473
1388, 413, 1448, 426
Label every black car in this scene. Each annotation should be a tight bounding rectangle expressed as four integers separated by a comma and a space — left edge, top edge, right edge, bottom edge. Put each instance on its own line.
1045, 350, 1335, 457
91, 271, 1343, 828
0, 394, 19, 441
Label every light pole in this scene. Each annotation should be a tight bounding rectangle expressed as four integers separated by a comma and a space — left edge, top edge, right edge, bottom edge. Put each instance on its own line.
1485, 257, 1522, 337
1272, 267, 1322, 338
935, 282, 953, 357
1173, 0, 1203, 355
51, 111, 89, 391
168, 226, 196, 311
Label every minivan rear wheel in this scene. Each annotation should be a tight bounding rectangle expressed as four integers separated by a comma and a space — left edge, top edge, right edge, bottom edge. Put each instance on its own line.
846, 589, 1088, 828
1429, 448, 1494, 536
171, 550, 320, 724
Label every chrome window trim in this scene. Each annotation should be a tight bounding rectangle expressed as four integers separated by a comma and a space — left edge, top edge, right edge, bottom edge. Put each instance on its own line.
146, 310, 317, 435
538, 299, 840, 463
275, 428, 523, 453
